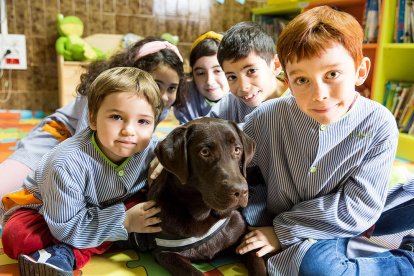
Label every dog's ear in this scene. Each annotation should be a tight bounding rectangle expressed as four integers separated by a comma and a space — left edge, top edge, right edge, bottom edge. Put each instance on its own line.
231, 122, 256, 177
155, 125, 189, 184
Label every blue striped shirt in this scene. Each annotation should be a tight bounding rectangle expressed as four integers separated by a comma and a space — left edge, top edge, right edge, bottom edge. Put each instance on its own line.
242, 94, 400, 275
10, 96, 88, 170
207, 93, 256, 123
4, 128, 158, 249
174, 81, 227, 125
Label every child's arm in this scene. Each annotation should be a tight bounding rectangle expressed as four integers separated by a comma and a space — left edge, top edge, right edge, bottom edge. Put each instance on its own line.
8, 96, 86, 171
273, 127, 398, 249
173, 104, 192, 125
39, 166, 131, 249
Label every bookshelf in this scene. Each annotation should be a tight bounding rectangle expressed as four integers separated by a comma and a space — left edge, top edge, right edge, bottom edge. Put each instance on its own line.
252, 0, 414, 162
371, 0, 414, 161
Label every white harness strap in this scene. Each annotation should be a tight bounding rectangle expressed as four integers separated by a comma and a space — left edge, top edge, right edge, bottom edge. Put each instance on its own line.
155, 218, 228, 248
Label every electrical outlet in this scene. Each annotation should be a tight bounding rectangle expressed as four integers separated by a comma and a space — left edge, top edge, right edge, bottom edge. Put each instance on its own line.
0, 34, 27, 70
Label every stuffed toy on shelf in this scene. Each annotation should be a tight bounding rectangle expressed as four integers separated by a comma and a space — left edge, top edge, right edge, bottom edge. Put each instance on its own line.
55, 14, 106, 61
160, 32, 179, 45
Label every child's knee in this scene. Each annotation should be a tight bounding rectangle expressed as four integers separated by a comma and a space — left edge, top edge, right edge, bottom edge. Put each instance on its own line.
2, 209, 53, 259
2, 222, 34, 258
299, 239, 349, 275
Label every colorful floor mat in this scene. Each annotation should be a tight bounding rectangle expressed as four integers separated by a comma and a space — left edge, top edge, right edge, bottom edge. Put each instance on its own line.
0, 239, 247, 275
0, 110, 46, 162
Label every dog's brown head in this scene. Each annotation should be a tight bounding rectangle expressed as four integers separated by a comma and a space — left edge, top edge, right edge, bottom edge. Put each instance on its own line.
155, 117, 255, 211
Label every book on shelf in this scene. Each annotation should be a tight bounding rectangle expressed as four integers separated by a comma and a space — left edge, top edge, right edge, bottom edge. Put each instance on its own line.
405, 109, 414, 134
398, 85, 414, 128
395, 0, 414, 43
403, 0, 414, 42
383, 81, 414, 134
384, 81, 399, 110
409, 116, 414, 134
395, 0, 406, 42
363, 0, 380, 43
410, 0, 414, 42
401, 95, 414, 133
393, 85, 410, 118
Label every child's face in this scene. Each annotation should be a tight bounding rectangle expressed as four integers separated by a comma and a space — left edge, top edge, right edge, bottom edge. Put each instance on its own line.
151, 64, 180, 110
89, 91, 155, 163
222, 52, 280, 107
285, 43, 369, 125
193, 55, 229, 101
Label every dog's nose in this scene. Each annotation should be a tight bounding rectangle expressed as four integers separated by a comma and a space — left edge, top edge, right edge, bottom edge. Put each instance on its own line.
231, 187, 248, 199
229, 187, 249, 208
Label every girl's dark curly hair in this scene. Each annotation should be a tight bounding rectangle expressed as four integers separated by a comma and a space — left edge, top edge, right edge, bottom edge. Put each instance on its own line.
77, 36, 186, 108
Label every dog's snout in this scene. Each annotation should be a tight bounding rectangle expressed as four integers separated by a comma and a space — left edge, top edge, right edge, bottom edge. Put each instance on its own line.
231, 187, 248, 198
229, 186, 249, 208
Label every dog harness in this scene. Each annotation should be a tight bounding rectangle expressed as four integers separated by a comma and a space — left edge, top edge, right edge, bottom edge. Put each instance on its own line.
154, 217, 230, 251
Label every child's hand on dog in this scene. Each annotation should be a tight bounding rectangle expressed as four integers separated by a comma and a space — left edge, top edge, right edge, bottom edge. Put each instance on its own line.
148, 157, 164, 186
124, 200, 162, 233
236, 226, 281, 257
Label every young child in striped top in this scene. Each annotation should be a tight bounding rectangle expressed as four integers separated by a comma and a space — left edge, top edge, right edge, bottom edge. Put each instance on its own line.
174, 31, 229, 124
1, 67, 164, 275
236, 6, 414, 275
208, 21, 289, 123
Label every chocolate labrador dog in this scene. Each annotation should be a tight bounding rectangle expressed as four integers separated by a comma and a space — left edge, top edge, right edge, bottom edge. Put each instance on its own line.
147, 117, 266, 276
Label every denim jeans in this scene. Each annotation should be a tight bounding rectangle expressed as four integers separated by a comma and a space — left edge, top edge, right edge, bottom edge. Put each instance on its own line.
299, 198, 414, 276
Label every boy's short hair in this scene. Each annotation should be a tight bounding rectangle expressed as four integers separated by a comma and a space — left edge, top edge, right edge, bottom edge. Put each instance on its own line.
217, 21, 276, 67
277, 6, 364, 71
88, 67, 164, 124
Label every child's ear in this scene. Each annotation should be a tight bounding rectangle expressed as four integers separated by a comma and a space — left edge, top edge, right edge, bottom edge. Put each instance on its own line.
355, 57, 371, 86
88, 112, 97, 130
273, 54, 282, 76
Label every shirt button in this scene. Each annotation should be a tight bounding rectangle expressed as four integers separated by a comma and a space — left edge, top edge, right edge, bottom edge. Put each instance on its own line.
117, 170, 125, 177
309, 166, 317, 173
320, 125, 327, 131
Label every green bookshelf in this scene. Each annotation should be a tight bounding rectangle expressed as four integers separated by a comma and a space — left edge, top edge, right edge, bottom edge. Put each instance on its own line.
372, 0, 414, 161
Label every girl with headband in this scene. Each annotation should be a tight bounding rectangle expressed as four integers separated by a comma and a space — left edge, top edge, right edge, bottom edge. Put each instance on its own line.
174, 31, 229, 124
0, 37, 185, 196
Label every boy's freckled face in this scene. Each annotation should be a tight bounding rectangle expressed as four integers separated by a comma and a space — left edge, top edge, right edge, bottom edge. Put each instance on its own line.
285, 44, 362, 125
222, 53, 278, 107
89, 91, 155, 163
193, 55, 229, 101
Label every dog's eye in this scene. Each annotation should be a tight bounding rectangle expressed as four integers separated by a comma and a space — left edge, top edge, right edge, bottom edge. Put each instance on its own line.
200, 148, 210, 156
234, 146, 242, 155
